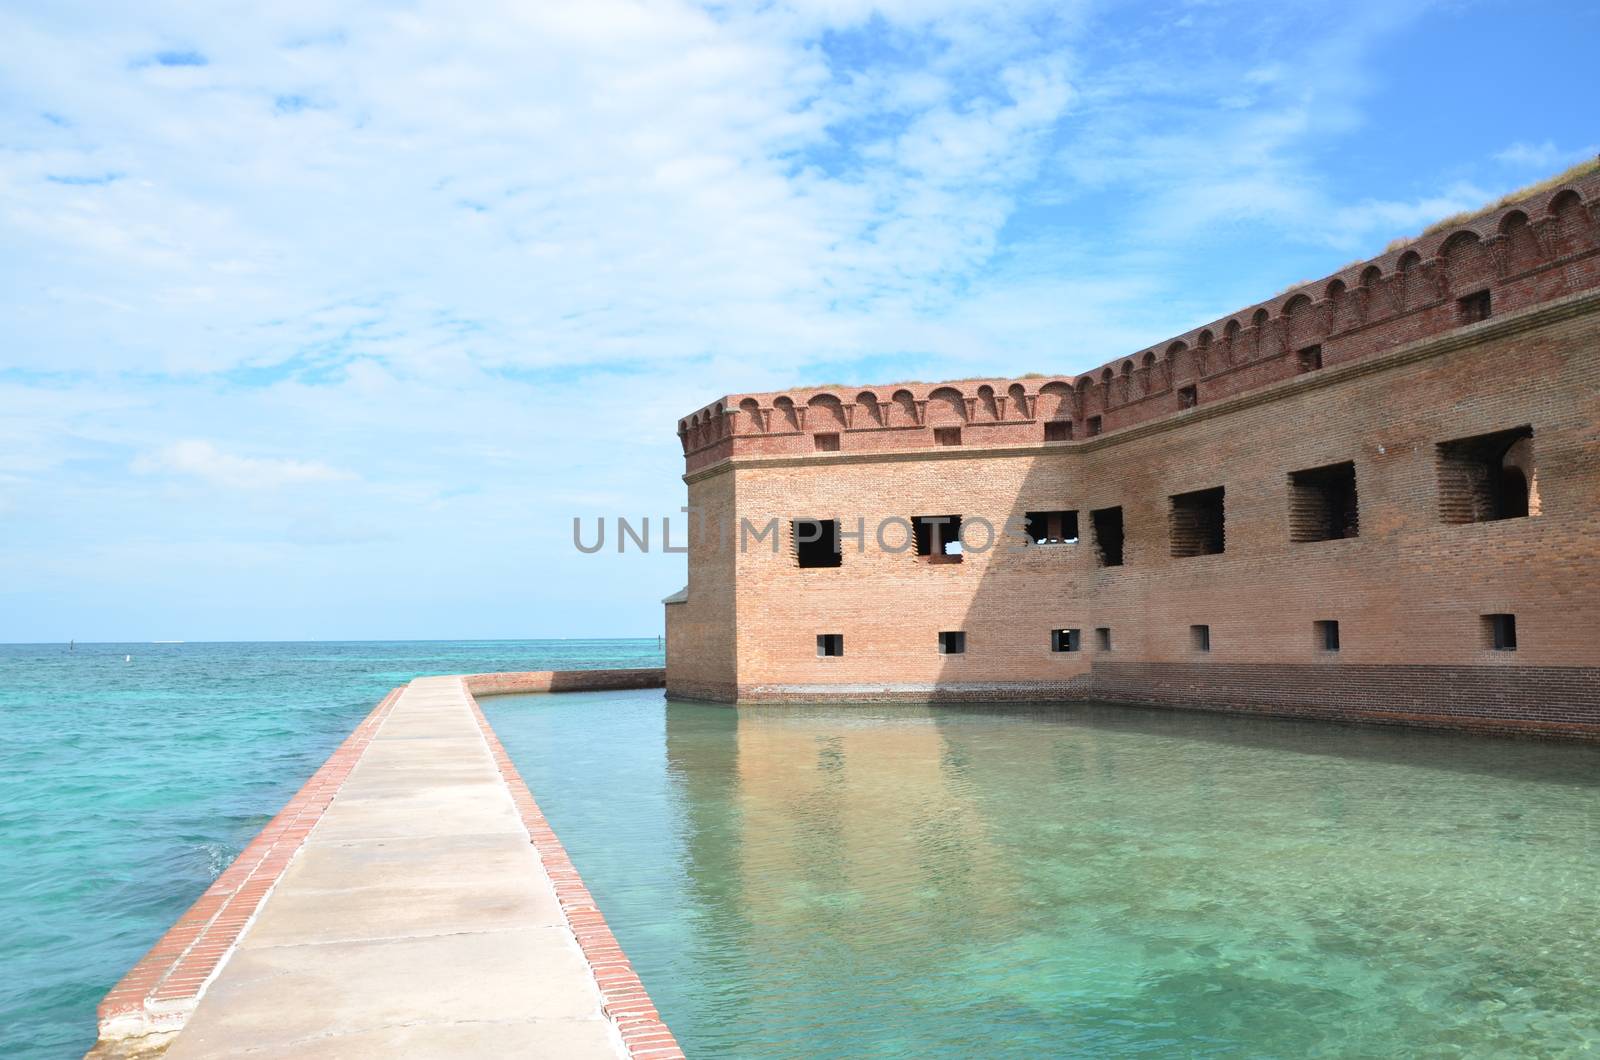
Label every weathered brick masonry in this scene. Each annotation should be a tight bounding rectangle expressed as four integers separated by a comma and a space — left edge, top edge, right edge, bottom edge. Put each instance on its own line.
665, 170, 1600, 739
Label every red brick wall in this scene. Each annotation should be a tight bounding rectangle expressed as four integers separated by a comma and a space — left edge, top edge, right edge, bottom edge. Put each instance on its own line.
665, 469, 740, 701
666, 281, 1600, 738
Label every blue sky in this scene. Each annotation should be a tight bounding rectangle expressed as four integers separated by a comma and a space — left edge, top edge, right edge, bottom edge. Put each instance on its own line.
1, 0, 1595, 642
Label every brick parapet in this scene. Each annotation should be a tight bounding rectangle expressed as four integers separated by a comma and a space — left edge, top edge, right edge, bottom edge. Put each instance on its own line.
680, 285, 1600, 484
677, 170, 1600, 472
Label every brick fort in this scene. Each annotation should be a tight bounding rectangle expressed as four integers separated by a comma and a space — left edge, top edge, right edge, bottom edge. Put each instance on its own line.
664, 164, 1600, 740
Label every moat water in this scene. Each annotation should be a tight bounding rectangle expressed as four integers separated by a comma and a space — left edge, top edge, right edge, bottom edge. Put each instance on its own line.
0, 639, 663, 1059
485, 692, 1600, 1057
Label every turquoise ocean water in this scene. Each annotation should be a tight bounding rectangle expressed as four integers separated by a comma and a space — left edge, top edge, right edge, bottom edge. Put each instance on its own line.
483, 692, 1600, 1058
0, 639, 661, 1059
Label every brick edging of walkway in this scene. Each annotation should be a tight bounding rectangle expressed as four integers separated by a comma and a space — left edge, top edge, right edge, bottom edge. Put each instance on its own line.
462, 680, 686, 1060
94, 686, 405, 1045
464, 668, 665, 696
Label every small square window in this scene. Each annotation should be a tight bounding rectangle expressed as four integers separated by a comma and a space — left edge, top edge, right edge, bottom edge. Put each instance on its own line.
1044, 421, 1072, 442
1484, 613, 1517, 652
938, 631, 966, 655
1095, 627, 1112, 651
793, 519, 841, 568
1289, 461, 1359, 542
1190, 624, 1211, 652
934, 427, 962, 446
913, 515, 964, 563
816, 634, 844, 657
1170, 486, 1225, 557
1297, 344, 1323, 373
1178, 385, 1198, 409
1087, 416, 1103, 437
1437, 426, 1534, 523
1459, 289, 1492, 324
1315, 620, 1340, 652
1025, 510, 1079, 545
1051, 628, 1081, 653
814, 432, 840, 452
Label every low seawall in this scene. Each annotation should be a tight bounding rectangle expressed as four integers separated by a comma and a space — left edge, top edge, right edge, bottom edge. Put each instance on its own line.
93, 672, 679, 1059
682, 665, 1600, 742
1081, 662, 1600, 742
465, 668, 665, 696
92, 686, 405, 1054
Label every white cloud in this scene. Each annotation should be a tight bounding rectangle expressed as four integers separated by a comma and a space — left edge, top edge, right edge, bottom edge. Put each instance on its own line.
132, 440, 355, 489
0, 0, 1089, 379
1494, 141, 1597, 170
0, 0, 1474, 391
0, 0, 1549, 638
1323, 183, 1491, 250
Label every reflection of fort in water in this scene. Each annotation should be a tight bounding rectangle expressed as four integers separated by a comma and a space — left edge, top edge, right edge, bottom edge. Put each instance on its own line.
665, 702, 1026, 938
661, 698, 1600, 946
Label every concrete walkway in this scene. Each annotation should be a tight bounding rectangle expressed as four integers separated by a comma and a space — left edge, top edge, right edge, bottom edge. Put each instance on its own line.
161, 676, 624, 1058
